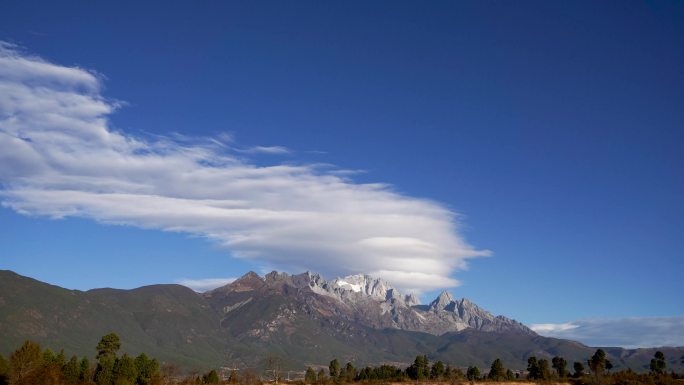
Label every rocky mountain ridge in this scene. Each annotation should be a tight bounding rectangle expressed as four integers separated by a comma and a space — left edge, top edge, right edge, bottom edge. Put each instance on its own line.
3, 269, 682, 372
206, 270, 534, 337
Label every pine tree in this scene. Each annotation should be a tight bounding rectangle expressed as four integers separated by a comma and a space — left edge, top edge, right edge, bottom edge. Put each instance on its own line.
408, 355, 426, 380
329, 359, 340, 379
538, 359, 551, 380
202, 369, 219, 384
527, 357, 540, 379
552, 356, 568, 378
573, 362, 585, 378
94, 356, 115, 385
79, 357, 91, 382
650, 351, 666, 374
466, 366, 480, 381
345, 362, 357, 382
9, 341, 42, 385
134, 353, 159, 385
431, 361, 445, 380
112, 354, 137, 385
488, 359, 506, 381
62, 356, 80, 384
588, 349, 607, 385
96, 333, 121, 361
42, 348, 56, 364
55, 350, 66, 368
305, 367, 317, 383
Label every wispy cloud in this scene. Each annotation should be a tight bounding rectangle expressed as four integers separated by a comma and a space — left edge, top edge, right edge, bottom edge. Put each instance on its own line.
531, 317, 684, 348
0, 42, 489, 294
176, 277, 236, 292
529, 322, 579, 333
237, 145, 291, 155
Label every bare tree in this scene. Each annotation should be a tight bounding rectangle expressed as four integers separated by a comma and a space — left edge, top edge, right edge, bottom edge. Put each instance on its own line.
264, 355, 283, 383
160, 363, 180, 385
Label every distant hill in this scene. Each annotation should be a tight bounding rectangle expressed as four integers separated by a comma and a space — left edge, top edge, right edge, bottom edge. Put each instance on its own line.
1, 270, 682, 372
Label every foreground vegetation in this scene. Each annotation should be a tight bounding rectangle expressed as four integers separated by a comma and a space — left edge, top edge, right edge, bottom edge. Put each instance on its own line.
0, 334, 165, 385
0, 333, 232, 385
1, 334, 682, 385
299, 350, 682, 385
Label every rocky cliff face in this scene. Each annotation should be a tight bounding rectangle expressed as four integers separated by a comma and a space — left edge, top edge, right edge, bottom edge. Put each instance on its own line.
205, 270, 534, 338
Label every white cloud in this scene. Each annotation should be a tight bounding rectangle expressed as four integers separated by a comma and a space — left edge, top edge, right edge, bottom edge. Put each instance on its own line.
530, 322, 580, 333
531, 317, 684, 348
238, 145, 291, 155
0, 42, 490, 294
177, 277, 236, 292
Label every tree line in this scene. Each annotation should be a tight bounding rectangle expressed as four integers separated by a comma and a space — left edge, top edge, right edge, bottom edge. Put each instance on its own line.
0, 334, 235, 385
1, 337, 681, 385
301, 355, 508, 383
302, 350, 681, 385
0, 334, 163, 385
305, 355, 467, 383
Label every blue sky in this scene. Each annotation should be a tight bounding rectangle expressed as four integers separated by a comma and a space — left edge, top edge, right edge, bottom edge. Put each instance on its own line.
0, 1, 682, 347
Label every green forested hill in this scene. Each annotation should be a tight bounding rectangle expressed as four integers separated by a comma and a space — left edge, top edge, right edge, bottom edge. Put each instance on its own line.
0, 270, 228, 368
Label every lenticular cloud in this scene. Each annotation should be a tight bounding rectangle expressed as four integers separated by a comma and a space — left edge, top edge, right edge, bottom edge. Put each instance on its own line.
0, 43, 489, 293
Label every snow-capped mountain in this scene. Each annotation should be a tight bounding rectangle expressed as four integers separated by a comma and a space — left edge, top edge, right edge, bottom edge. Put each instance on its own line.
5, 269, 680, 371
207, 270, 534, 337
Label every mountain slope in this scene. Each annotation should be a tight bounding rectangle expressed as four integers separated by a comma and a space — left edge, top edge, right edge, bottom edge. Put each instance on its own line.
1, 270, 682, 372
0, 270, 228, 367
210, 271, 534, 337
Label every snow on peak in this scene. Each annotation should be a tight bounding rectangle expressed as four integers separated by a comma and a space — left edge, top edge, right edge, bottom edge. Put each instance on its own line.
330, 274, 399, 301
335, 279, 363, 293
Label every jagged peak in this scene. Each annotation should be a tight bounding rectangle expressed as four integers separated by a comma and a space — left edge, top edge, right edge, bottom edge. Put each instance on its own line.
430, 290, 455, 310
303, 270, 320, 279
238, 271, 262, 280
204, 271, 263, 294
438, 290, 454, 301
230, 271, 265, 289
405, 293, 420, 306
264, 271, 290, 282
458, 297, 488, 312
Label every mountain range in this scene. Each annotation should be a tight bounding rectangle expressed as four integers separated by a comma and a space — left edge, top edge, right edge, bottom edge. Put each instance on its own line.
1, 269, 682, 372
